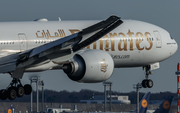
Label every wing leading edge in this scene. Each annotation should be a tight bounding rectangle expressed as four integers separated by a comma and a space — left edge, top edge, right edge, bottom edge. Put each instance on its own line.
0, 15, 123, 78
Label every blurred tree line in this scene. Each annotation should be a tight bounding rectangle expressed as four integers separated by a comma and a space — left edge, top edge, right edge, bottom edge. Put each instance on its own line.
0, 89, 176, 104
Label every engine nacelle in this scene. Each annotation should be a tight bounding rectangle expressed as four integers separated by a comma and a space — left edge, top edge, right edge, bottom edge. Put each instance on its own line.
63, 50, 114, 83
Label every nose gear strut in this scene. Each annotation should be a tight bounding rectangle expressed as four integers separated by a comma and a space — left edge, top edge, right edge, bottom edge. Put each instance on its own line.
141, 65, 153, 88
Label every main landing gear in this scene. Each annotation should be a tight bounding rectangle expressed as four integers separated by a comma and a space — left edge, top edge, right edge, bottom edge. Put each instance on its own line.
0, 78, 32, 100
141, 65, 153, 88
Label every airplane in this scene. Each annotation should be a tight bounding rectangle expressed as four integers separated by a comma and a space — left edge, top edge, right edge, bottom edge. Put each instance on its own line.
147, 96, 173, 113
132, 92, 151, 113
0, 15, 177, 100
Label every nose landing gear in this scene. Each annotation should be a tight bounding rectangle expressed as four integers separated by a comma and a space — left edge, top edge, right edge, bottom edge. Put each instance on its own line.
141, 65, 153, 88
0, 78, 32, 100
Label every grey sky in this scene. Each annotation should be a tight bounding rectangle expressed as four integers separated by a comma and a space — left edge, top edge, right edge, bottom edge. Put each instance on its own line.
0, 0, 179, 93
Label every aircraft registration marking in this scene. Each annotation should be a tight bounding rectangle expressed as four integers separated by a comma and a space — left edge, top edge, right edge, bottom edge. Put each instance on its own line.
111, 55, 130, 59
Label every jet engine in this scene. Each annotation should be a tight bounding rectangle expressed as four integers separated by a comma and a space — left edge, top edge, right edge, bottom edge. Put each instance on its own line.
63, 50, 114, 83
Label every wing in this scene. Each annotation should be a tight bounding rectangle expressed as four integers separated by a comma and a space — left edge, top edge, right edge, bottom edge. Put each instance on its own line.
0, 15, 123, 78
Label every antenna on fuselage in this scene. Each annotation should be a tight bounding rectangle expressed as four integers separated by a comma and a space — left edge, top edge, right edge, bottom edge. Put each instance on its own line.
58, 17, 61, 21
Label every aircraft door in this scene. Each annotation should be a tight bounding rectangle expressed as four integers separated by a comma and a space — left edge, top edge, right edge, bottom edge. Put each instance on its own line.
18, 33, 28, 51
153, 31, 162, 48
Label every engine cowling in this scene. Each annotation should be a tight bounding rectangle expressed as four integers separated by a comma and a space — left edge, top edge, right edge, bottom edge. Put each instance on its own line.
63, 49, 114, 83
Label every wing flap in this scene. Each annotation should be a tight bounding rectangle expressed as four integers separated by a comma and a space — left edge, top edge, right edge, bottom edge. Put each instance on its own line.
0, 62, 16, 73
0, 54, 18, 73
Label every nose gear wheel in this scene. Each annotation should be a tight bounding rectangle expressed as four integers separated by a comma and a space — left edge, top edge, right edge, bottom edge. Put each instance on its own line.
141, 65, 154, 88
141, 79, 153, 88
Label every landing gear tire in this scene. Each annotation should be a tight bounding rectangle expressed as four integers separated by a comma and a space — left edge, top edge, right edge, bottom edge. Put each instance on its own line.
141, 79, 153, 88
141, 80, 147, 88
24, 84, 32, 95
142, 65, 154, 88
147, 79, 153, 88
0, 89, 7, 100
0, 78, 32, 100
7, 87, 17, 100
17, 85, 24, 97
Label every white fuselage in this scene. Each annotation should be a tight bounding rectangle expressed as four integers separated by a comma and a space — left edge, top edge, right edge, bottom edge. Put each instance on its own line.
0, 20, 177, 71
